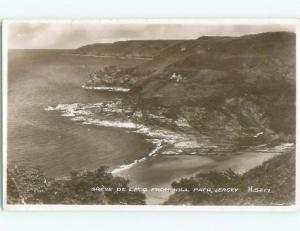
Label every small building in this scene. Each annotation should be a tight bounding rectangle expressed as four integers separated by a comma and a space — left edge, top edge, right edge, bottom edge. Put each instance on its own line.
170, 73, 183, 82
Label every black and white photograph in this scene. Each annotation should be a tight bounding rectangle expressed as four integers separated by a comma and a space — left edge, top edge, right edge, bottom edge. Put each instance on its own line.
2, 20, 298, 210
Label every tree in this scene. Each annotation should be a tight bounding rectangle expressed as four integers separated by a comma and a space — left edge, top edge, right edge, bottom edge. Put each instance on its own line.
7, 165, 146, 205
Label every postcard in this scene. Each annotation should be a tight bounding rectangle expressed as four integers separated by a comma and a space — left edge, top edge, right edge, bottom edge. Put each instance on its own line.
2, 19, 298, 211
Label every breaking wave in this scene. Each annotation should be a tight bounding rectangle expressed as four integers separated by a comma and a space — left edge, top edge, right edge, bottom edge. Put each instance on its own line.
82, 84, 130, 92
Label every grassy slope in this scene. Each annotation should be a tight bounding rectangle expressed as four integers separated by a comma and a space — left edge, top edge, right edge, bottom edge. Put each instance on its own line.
131, 32, 295, 107
126, 32, 295, 147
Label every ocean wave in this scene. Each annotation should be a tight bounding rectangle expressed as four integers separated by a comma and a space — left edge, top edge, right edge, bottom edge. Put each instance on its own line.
82, 84, 130, 92
83, 119, 142, 129
110, 158, 145, 174
110, 140, 164, 174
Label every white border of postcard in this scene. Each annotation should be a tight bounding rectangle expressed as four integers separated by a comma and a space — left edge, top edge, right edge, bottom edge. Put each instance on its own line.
2, 19, 299, 211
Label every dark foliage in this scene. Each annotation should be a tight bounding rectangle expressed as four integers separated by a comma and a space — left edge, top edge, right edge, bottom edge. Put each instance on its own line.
7, 166, 146, 205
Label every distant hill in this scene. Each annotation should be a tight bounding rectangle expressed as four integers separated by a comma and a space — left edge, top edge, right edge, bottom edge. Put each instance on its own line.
75, 40, 182, 59
132, 32, 295, 81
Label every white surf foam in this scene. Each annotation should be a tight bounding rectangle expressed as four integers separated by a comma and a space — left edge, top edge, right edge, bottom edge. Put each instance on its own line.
110, 140, 164, 174
82, 84, 130, 92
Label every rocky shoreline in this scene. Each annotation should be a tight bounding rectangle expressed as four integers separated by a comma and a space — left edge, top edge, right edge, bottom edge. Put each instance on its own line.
45, 90, 295, 175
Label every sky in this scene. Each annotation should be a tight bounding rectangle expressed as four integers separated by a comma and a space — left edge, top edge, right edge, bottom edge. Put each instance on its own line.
7, 21, 296, 49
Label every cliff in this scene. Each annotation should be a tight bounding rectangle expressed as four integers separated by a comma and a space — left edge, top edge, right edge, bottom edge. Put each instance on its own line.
75, 40, 181, 58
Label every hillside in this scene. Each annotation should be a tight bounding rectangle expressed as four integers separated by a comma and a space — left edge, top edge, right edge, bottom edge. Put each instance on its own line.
124, 32, 296, 153
75, 40, 181, 59
83, 32, 295, 154
164, 151, 295, 205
